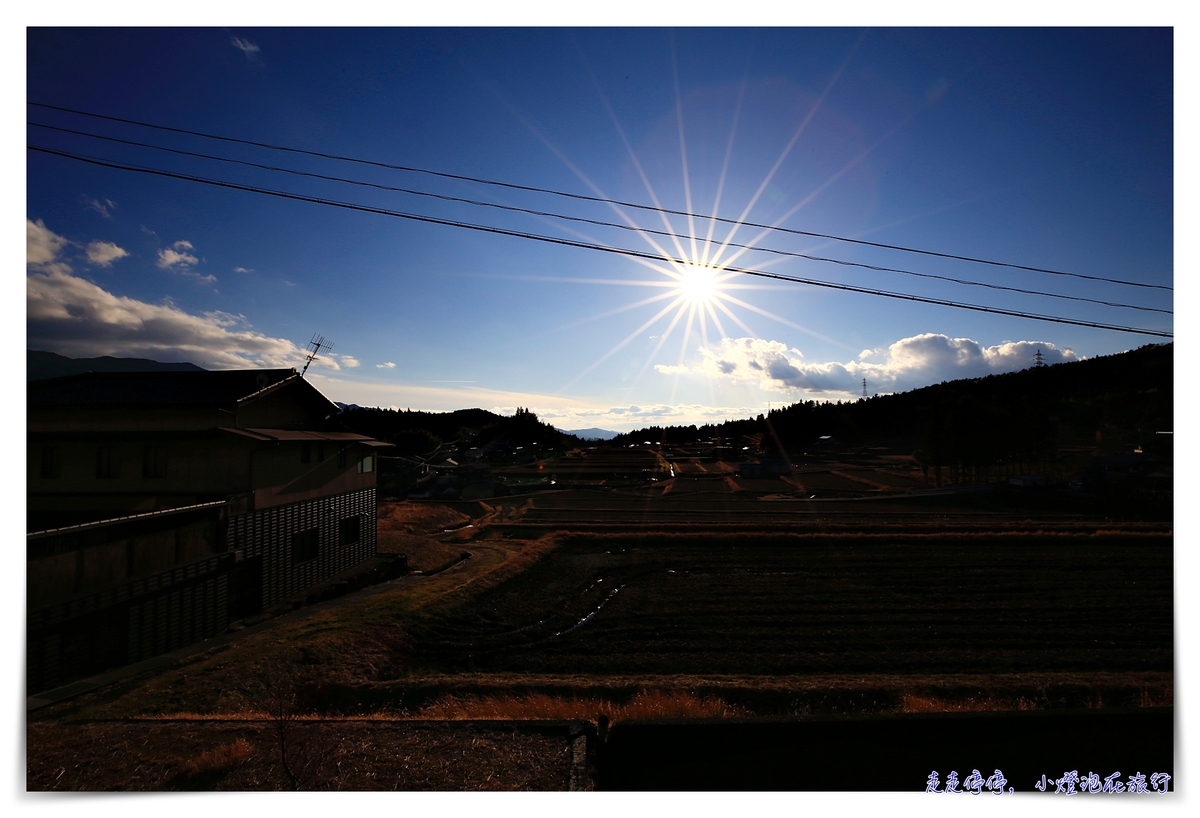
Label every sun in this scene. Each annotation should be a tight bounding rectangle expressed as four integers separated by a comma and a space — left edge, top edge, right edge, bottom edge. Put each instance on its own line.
677, 262, 719, 305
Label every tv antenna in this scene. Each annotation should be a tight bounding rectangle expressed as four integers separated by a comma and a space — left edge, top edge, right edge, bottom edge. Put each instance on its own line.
301, 334, 333, 377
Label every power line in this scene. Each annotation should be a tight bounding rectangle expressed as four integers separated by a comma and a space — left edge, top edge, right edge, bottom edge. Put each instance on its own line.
28, 143, 1174, 340
27, 120, 1171, 317
28, 100, 1172, 293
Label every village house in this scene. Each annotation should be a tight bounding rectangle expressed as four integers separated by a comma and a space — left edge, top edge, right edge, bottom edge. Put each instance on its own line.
27, 369, 388, 693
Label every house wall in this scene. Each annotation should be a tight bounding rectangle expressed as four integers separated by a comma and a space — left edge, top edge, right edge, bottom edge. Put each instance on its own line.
226, 487, 376, 610
26, 487, 378, 694
247, 440, 376, 510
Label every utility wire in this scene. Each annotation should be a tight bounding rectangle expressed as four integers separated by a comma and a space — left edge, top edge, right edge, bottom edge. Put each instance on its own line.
28, 120, 1171, 317
28, 143, 1174, 340
28, 100, 1172, 292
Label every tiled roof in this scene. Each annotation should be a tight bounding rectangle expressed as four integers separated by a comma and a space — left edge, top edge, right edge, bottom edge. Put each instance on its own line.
27, 369, 299, 407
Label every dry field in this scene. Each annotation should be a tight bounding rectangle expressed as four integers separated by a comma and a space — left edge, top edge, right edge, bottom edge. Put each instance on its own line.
27, 492, 1173, 790
27, 719, 573, 791
409, 530, 1172, 678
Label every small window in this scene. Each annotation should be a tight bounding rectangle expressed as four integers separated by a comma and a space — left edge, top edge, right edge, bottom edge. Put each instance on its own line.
338, 515, 360, 546
40, 446, 61, 479
143, 446, 167, 478
357, 455, 374, 473
291, 528, 320, 564
337, 447, 347, 468
96, 446, 120, 479
300, 442, 311, 463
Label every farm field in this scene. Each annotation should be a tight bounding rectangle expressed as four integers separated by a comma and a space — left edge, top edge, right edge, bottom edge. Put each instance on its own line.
27, 719, 574, 791
409, 531, 1173, 678
28, 493, 1173, 791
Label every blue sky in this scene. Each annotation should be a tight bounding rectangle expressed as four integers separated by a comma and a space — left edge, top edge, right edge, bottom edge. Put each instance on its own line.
25, 26, 1173, 431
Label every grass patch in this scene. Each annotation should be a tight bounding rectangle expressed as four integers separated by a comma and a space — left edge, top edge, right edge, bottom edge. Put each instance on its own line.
413, 689, 750, 722
179, 738, 252, 775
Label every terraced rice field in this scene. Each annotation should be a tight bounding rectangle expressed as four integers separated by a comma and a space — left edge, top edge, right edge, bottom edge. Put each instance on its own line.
411, 530, 1172, 678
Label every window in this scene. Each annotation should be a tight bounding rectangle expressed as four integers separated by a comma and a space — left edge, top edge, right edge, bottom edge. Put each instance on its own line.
357, 455, 374, 473
338, 515, 360, 546
143, 446, 167, 478
336, 447, 347, 468
300, 442, 311, 463
291, 528, 320, 564
40, 446, 60, 479
95, 447, 120, 479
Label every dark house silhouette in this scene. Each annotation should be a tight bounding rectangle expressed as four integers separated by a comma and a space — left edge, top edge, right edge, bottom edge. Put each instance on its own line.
27, 369, 388, 693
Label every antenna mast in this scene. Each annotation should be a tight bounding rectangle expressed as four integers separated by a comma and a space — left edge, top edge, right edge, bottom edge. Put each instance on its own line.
862, 378, 868, 398
1034, 348, 1046, 368
301, 334, 333, 377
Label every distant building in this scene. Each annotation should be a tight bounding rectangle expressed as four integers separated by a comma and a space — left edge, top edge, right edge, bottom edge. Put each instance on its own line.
27, 369, 389, 693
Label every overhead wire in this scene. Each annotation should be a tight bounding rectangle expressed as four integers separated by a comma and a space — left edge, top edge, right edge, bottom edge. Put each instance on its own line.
28, 142, 1173, 340
28, 100, 1172, 292
27, 120, 1171, 317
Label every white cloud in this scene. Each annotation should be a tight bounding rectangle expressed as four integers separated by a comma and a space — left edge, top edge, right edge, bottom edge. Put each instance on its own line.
26, 268, 357, 371
376, 362, 397, 369
156, 241, 199, 270
231, 36, 260, 56
81, 196, 116, 219
86, 241, 129, 268
156, 240, 214, 284
27, 218, 71, 274
338, 355, 360, 368
233, 266, 254, 274
653, 364, 690, 375
688, 334, 1078, 398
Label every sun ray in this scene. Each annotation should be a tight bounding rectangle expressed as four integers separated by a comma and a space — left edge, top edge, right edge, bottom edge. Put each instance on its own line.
715, 291, 853, 349
714, 115, 913, 271
499, 99, 690, 275
712, 296, 757, 337
554, 289, 684, 332
697, 297, 711, 352
480, 274, 677, 288
676, 302, 698, 366
626, 253, 686, 281
482, 185, 691, 281
578, 50, 692, 262
669, 304, 697, 404
701, 53, 753, 267
706, 34, 863, 268
632, 299, 692, 387
561, 295, 686, 392
670, 34, 701, 263
704, 299, 728, 339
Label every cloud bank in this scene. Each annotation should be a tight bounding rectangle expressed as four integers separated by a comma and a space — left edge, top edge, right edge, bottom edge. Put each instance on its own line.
676, 334, 1078, 398
27, 219, 71, 275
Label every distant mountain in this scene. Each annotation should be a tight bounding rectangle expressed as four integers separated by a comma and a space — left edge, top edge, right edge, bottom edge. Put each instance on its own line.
557, 427, 621, 441
28, 349, 206, 381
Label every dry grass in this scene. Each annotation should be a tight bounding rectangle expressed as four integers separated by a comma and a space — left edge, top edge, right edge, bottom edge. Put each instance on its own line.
418, 534, 563, 616
377, 502, 475, 534
413, 689, 750, 722
900, 694, 1040, 713
376, 502, 478, 571
561, 529, 1172, 547
179, 738, 252, 776
134, 689, 750, 723
141, 711, 401, 722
